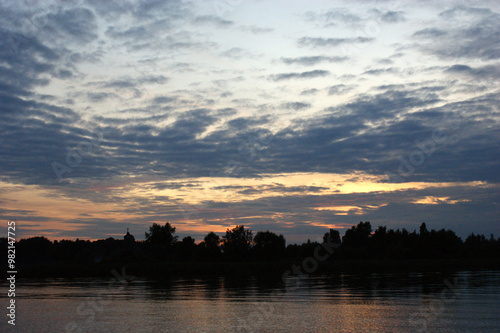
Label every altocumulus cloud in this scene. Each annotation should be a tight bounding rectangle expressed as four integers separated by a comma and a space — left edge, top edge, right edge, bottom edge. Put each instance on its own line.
0, 0, 498, 241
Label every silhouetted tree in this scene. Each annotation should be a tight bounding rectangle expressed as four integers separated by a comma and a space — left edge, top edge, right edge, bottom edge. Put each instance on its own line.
342, 222, 372, 247
253, 231, 286, 261
145, 222, 178, 259
176, 236, 196, 261
419, 222, 429, 236
414, 228, 461, 259
371, 226, 388, 259
17, 236, 52, 263
323, 229, 341, 245
6, 220, 500, 276
203, 231, 221, 260
463, 233, 498, 259
145, 222, 177, 245
464, 233, 485, 258
222, 225, 253, 261
341, 221, 372, 259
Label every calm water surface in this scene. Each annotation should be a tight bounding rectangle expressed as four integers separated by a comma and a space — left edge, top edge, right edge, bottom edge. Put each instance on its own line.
1, 270, 499, 332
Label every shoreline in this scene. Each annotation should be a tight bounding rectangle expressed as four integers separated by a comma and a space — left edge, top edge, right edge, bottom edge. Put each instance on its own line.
4, 258, 500, 279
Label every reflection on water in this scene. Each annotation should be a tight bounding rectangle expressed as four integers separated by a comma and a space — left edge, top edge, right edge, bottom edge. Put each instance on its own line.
1, 270, 499, 332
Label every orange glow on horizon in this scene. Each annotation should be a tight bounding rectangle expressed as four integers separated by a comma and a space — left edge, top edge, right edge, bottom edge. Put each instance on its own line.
0, 175, 492, 241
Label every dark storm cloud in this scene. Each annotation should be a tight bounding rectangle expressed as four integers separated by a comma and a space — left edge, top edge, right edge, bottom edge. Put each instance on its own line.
280, 56, 348, 66
269, 70, 330, 81
298, 36, 374, 48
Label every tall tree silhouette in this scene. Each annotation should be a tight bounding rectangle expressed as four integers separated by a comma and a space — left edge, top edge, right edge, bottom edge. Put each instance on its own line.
145, 222, 178, 259
177, 236, 196, 261
323, 229, 341, 245
222, 225, 253, 261
253, 231, 286, 261
342, 221, 372, 247
371, 226, 388, 259
341, 221, 372, 259
419, 222, 429, 236
203, 231, 221, 260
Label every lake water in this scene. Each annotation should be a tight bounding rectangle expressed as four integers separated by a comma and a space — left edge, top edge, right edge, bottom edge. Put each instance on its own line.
1, 270, 499, 332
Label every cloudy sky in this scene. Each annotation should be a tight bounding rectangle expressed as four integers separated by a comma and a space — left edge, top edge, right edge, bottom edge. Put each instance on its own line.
0, 0, 498, 243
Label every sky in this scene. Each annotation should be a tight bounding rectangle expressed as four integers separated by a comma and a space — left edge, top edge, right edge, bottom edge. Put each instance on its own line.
0, 0, 498, 243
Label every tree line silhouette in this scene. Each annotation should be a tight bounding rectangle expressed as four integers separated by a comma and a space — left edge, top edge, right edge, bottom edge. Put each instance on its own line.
2, 222, 499, 267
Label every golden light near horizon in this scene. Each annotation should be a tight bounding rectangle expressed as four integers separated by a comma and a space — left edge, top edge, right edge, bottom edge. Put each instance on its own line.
132, 173, 489, 206
0, 174, 493, 240
411, 196, 472, 205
